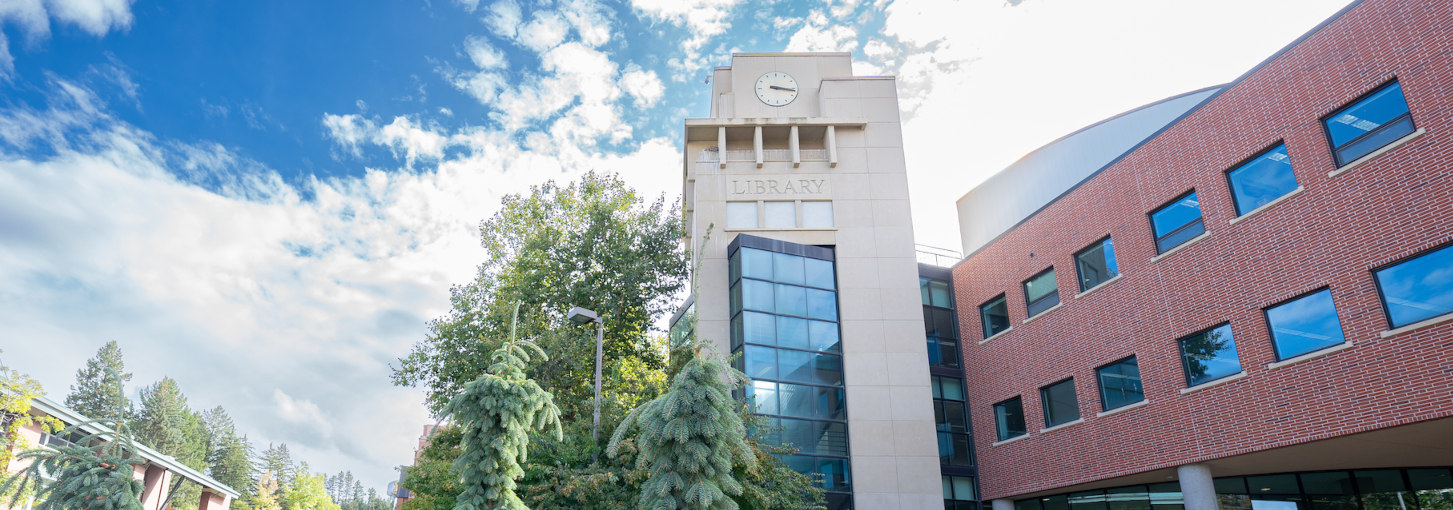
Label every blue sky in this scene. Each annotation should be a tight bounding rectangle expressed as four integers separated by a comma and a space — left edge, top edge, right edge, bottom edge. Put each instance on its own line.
0, 0, 1353, 495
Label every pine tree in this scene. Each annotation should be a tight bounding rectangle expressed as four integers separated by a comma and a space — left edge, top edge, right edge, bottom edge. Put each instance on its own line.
351, 480, 364, 503
445, 304, 562, 510
1, 420, 146, 510
64, 340, 133, 423
203, 406, 254, 495
608, 339, 755, 510
135, 377, 209, 508
259, 443, 297, 493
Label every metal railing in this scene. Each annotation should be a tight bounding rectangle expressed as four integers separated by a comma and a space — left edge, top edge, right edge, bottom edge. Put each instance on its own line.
916, 244, 963, 267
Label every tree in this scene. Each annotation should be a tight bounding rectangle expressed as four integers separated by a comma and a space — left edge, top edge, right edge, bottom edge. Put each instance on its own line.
245, 471, 283, 510
400, 427, 462, 510
608, 340, 755, 510
202, 406, 254, 496
259, 443, 298, 495
1, 350, 63, 505
283, 468, 342, 510
393, 171, 687, 418
64, 340, 133, 423
732, 415, 826, 510
445, 304, 562, 510
135, 377, 209, 508
1, 420, 146, 510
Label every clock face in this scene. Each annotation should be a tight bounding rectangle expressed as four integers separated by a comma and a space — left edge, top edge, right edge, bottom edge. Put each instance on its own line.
755, 72, 799, 107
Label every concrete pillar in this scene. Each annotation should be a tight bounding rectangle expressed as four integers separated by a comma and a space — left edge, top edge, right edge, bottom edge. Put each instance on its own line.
1178, 463, 1218, 510
718, 127, 727, 168
753, 125, 764, 168
992, 498, 1017, 510
790, 125, 801, 167
826, 125, 838, 167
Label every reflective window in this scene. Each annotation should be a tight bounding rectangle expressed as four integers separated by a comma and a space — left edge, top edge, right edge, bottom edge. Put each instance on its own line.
1075, 237, 1119, 292
922, 278, 954, 307
1096, 356, 1144, 411
945, 476, 978, 510
1265, 288, 1346, 360
1024, 268, 1060, 317
993, 396, 1026, 441
1019, 468, 1453, 510
1150, 191, 1205, 254
764, 201, 796, 229
1040, 378, 1079, 428
1323, 80, 1416, 166
1409, 468, 1453, 510
981, 294, 1011, 338
802, 201, 834, 228
928, 336, 960, 368
1177, 323, 1242, 387
1227, 144, 1299, 216
727, 201, 758, 229
934, 376, 973, 466
1374, 244, 1453, 328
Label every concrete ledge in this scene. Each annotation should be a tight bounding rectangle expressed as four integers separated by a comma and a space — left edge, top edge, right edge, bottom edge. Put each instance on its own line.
1180, 371, 1248, 394
1229, 186, 1305, 226
1380, 312, 1453, 338
979, 327, 1013, 345
1266, 341, 1353, 370
991, 434, 1031, 447
1022, 302, 1063, 324
1096, 399, 1149, 418
1149, 231, 1210, 263
1328, 128, 1426, 178
1074, 274, 1123, 300
1039, 418, 1084, 434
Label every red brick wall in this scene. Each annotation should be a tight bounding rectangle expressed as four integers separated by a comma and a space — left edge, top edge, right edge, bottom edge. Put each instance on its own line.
951, 0, 1453, 500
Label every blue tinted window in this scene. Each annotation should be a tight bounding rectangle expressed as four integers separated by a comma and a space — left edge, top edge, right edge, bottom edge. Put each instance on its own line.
743, 279, 774, 312
806, 288, 838, 320
741, 248, 773, 280
749, 381, 778, 414
1324, 81, 1416, 165
1227, 144, 1299, 216
980, 295, 1010, 338
780, 417, 848, 456
774, 252, 804, 285
1074, 237, 1119, 291
1265, 289, 1346, 360
1375, 244, 1453, 328
808, 320, 841, 352
775, 316, 808, 349
1178, 324, 1242, 387
776, 382, 812, 418
804, 257, 835, 289
745, 345, 776, 379
743, 311, 775, 345
815, 386, 846, 420
775, 284, 807, 317
1096, 356, 1144, 411
1150, 192, 1205, 253
993, 397, 1027, 441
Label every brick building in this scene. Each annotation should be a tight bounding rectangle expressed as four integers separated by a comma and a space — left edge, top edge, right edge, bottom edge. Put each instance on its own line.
949, 1, 1453, 510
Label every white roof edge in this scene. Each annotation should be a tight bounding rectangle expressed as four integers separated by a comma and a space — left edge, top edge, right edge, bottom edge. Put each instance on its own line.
27, 395, 243, 500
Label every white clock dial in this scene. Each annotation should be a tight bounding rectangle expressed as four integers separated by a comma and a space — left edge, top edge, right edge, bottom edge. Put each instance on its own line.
754, 72, 799, 107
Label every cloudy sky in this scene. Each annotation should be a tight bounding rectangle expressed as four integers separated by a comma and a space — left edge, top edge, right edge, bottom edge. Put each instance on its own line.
0, 0, 1353, 494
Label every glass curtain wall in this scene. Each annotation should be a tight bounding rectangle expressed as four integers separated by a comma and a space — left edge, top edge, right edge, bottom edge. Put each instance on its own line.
1013, 468, 1453, 510
922, 268, 982, 510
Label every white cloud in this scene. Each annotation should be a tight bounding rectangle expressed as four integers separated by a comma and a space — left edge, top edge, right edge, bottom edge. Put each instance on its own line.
463, 35, 506, 69
783, 10, 859, 53
620, 67, 665, 108
517, 11, 570, 52
483, 0, 522, 39
630, 0, 745, 77
321, 113, 377, 156
0, 0, 135, 76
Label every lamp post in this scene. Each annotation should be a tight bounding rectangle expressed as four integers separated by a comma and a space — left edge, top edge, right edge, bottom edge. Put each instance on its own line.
566, 306, 604, 445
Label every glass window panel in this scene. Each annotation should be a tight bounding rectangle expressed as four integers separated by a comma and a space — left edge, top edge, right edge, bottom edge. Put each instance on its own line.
816, 458, 851, 492
775, 316, 808, 349
773, 252, 805, 285
937, 338, 960, 368
777, 348, 812, 384
804, 258, 836, 290
1265, 289, 1346, 360
1325, 81, 1413, 146
1335, 115, 1415, 166
944, 477, 955, 500
730, 282, 742, 315
808, 320, 841, 352
1150, 192, 1206, 253
1216, 477, 1250, 495
1375, 244, 1453, 328
727, 201, 759, 229
776, 382, 813, 419
1228, 144, 1299, 216
1248, 474, 1301, 495
945, 433, 971, 466
1354, 469, 1414, 510
1025, 269, 1061, 316
1018, 500, 1045, 510
937, 376, 965, 401
811, 352, 843, 386
1044, 495, 1070, 510
932, 308, 957, 338
981, 295, 1011, 338
815, 387, 846, 420
743, 311, 776, 346
1070, 491, 1109, 510
764, 201, 796, 228
741, 248, 773, 280
743, 279, 775, 312
1178, 324, 1242, 387
750, 381, 778, 415
1249, 498, 1304, 510
922, 278, 933, 306
803, 201, 834, 228
1040, 378, 1080, 427
775, 284, 807, 317
994, 396, 1027, 441
730, 313, 743, 349
952, 477, 976, 501
729, 251, 741, 284
745, 345, 777, 380
930, 280, 953, 308
1076, 238, 1120, 291
941, 401, 967, 432
1147, 482, 1183, 510
926, 337, 943, 365
807, 288, 838, 321
1097, 357, 1145, 411
1107, 486, 1152, 510
1302, 472, 1354, 494
1410, 468, 1453, 510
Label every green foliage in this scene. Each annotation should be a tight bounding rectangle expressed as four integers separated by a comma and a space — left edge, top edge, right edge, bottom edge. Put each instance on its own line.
64, 341, 134, 424
259, 443, 298, 494
240, 470, 283, 510
135, 377, 209, 509
393, 171, 687, 419
1, 351, 63, 505
401, 428, 463, 510
516, 420, 647, 510
202, 406, 255, 496
732, 416, 825, 510
282, 468, 342, 510
608, 340, 755, 510
445, 304, 563, 510
1, 420, 147, 510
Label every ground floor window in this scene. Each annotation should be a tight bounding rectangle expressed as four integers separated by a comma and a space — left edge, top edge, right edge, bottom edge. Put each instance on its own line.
1013, 467, 1453, 510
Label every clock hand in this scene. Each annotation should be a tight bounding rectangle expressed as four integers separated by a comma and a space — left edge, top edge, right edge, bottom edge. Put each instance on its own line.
769, 85, 796, 92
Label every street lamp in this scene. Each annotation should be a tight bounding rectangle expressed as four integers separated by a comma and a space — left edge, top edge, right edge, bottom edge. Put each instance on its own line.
566, 306, 604, 444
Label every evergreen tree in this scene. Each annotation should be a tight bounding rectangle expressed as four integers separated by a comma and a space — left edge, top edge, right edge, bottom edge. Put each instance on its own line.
351, 480, 364, 503
1, 420, 146, 510
608, 340, 755, 510
135, 377, 209, 508
399, 428, 462, 510
259, 443, 297, 494
64, 340, 133, 423
445, 304, 562, 510
203, 406, 254, 495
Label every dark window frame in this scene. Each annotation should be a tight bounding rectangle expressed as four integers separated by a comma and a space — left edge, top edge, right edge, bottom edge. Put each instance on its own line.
1319, 78, 1417, 167
992, 396, 1027, 441
1095, 355, 1145, 412
1371, 240, 1453, 330
1261, 286, 1344, 361
1073, 236, 1119, 292
1175, 322, 1242, 387
979, 293, 1010, 339
1022, 267, 1060, 318
1147, 189, 1206, 254
1038, 378, 1079, 428
1223, 140, 1298, 216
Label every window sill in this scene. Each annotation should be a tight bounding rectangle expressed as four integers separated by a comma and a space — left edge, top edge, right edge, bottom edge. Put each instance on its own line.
1180, 371, 1248, 394
1039, 418, 1084, 434
1265, 341, 1354, 370
1095, 399, 1149, 418
1074, 275, 1122, 300
1380, 312, 1453, 338
1149, 231, 1211, 263
1228, 186, 1305, 226
1328, 128, 1426, 178
979, 327, 1013, 345
991, 434, 1031, 447
1021, 303, 1063, 324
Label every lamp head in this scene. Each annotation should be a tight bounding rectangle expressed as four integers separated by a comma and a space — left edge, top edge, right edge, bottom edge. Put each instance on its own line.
567, 306, 600, 324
